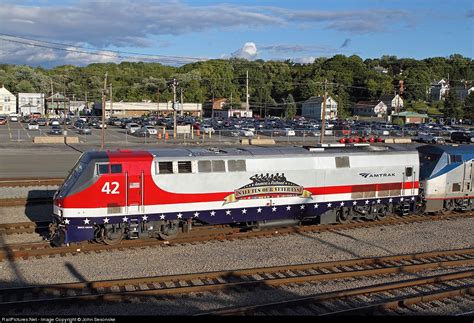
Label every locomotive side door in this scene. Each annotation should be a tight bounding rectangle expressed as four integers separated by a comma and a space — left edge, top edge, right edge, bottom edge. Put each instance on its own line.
403, 166, 415, 196
126, 170, 144, 216
463, 160, 473, 193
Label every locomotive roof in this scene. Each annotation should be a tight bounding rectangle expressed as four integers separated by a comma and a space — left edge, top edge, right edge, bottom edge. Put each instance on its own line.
417, 144, 474, 160
147, 144, 418, 159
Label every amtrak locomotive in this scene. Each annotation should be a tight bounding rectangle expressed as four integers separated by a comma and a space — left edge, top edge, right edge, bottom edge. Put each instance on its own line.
50, 144, 473, 246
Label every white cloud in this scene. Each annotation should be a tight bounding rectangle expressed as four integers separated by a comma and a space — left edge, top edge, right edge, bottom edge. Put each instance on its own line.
232, 42, 258, 60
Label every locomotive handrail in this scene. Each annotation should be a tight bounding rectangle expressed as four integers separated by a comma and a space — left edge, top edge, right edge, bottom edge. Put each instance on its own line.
125, 171, 128, 215
141, 170, 144, 214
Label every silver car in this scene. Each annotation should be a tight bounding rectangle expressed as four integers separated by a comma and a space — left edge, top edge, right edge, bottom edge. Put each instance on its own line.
78, 125, 92, 135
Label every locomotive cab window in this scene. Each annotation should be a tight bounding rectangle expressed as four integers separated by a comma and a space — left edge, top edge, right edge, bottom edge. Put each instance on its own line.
178, 161, 192, 173
97, 164, 109, 175
405, 167, 413, 177
110, 164, 122, 174
449, 155, 462, 164
157, 162, 173, 174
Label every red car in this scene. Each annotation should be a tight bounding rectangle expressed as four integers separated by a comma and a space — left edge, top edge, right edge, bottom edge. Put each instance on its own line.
0, 117, 7, 125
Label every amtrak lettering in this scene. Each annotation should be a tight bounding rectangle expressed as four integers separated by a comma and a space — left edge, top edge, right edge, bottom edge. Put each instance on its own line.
359, 172, 396, 178
224, 173, 312, 204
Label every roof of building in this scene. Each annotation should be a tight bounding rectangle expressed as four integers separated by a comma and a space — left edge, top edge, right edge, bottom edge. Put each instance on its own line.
391, 111, 429, 118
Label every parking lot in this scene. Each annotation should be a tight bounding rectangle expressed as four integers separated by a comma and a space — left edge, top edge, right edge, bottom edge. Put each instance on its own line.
0, 120, 344, 146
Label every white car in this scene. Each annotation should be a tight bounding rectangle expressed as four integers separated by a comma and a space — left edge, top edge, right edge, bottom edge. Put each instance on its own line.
95, 123, 107, 129
50, 119, 60, 126
142, 125, 157, 135
284, 128, 296, 136
126, 123, 141, 134
10, 115, 18, 122
201, 125, 215, 134
28, 122, 39, 130
239, 129, 254, 137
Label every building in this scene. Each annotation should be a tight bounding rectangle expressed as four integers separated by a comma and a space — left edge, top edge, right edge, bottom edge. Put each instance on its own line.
352, 100, 388, 117
203, 98, 228, 117
430, 79, 449, 102
93, 101, 202, 118
0, 85, 17, 115
452, 85, 474, 101
301, 96, 338, 121
391, 111, 429, 124
213, 109, 253, 118
46, 93, 69, 116
381, 94, 404, 114
17, 93, 45, 115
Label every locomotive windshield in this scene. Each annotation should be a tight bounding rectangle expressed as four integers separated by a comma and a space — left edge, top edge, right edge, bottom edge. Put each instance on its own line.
418, 152, 442, 180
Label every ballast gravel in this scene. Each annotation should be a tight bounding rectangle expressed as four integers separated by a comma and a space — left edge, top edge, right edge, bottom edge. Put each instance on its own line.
0, 217, 472, 315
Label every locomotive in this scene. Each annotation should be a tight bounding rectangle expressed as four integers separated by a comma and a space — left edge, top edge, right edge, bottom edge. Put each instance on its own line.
49, 144, 473, 246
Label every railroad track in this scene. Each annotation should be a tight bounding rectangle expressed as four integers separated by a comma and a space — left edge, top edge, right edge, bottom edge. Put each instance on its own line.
0, 221, 50, 235
200, 270, 473, 316
0, 248, 472, 314
0, 197, 53, 207
0, 211, 471, 261
0, 178, 63, 188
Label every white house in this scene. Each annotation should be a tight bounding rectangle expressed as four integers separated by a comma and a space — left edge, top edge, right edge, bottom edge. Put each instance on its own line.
18, 93, 45, 115
0, 85, 17, 115
301, 96, 338, 121
391, 94, 404, 112
93, 101, 202, 118
213, 109, 253, 119
430, 79, 449, 101
352, 100, 388, 117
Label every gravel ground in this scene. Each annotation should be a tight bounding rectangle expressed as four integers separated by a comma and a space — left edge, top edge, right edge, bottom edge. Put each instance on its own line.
0, 186, 57, 199
0, 217, 472, 315
0, 205, 53, 223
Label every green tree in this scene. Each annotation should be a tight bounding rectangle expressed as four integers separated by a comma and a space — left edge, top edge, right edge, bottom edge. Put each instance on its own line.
463, 91, 474, 120
284, 94, 297, 120
443, 88, 463, 120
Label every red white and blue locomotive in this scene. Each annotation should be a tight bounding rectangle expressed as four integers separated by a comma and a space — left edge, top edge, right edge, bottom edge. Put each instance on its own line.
50, 144, 473, 246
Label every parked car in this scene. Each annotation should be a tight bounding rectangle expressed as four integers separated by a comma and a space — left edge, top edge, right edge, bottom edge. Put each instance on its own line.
126, 123, 141, 134
284, 128, 296, 136
415, 133, 445, 144
37, 118, 48, 126
239, 129, 254, 137
133, 127, 151, 137
78, 124, 92, 135
28, 121, 39, 130
450, 131, 472, 144
0, 117, 7, 125
50, 119, 61, 126
201, 125, 215, 134
95, 123, 107, 129
49, 125, 63, 135
141, 125, 157, 136
9, 115, 18, 122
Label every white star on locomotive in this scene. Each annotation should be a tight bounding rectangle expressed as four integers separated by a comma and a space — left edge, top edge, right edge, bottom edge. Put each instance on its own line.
389, 198, 393, 203
300, 205, 305, 209
122, 216, 128, 222
210, 211, 216, 216
286, 206, 291, 211
64, 219, 70, 225
84, 218, 90, 224
103, 218, 109, 224
194, 212, 200, 218
314, 204, 319, 208
142, 215, 148, 221
272, 207, 277, 212
365, 200, 370, 205
376, 199, 381, 204
353, 201, 357, 205
225, 210, 231, 215
160, 214, 165, 220
340, 202, 344, 206
257, 208, 262, 213
177, 213, 183, 218
242, 209, 247, 214
327, 203, 332, 207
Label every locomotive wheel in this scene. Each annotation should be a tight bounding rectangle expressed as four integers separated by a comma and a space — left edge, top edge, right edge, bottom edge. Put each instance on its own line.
375, 205, 389, 220
50, 226, 66, 247
100, 225, 124, 245
337, 208, 352, 223
158, 221, 179, 240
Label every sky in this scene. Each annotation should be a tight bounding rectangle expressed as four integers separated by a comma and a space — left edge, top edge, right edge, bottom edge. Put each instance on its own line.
0, 0, 472, 67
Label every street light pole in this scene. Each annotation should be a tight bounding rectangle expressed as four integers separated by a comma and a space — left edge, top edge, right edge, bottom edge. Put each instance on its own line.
320, 80, 328, 144
171, 78, 178, 139
101, 72, 108, 150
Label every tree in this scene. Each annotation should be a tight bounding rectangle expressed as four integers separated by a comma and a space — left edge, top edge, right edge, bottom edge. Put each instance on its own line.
443, 88, 463, 120
284, 94, 297, 120
463, 91, 474, 120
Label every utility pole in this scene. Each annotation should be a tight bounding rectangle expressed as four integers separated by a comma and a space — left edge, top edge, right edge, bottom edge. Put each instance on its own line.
110, 83, 113, 114
101, 72, 108, 150
320, 80, 328, 144
246, 70, 249, 111
170, 78, 178, 139
50, 79, 54, 116
84, 91, 88, 116
180, 88, 184, 117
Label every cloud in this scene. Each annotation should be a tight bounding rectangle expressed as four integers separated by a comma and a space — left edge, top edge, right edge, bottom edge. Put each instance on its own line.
232, 42, 258, 60
340, 38, 351, 48
292, 57, 317, 64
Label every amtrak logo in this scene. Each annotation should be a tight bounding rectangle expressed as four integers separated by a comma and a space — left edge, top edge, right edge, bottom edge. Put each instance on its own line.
359, 172, 395, 178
